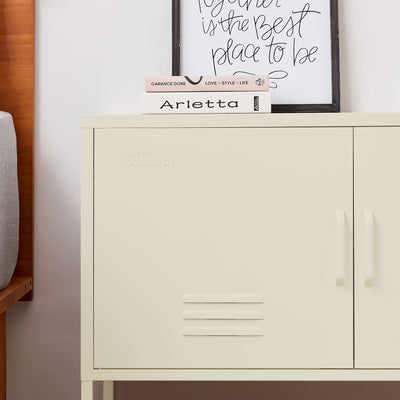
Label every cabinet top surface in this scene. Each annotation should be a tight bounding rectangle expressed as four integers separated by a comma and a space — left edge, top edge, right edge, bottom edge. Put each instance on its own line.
81, 113, 400, 130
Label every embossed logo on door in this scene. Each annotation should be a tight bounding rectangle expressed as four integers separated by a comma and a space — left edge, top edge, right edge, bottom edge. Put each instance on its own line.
124, 146, 173, 168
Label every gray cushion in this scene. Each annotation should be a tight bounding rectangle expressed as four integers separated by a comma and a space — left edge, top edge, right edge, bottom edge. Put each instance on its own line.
0, 112, 19, 290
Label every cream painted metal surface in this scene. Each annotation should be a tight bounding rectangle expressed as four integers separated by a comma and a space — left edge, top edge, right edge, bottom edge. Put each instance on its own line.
80, 113, 400, 130
94, 127, 353, 369
82, 369, 400, 382
102, 382, 114, 400
81, 382, 93, 400
81, 114, 400, 395
355, 127, 400, 368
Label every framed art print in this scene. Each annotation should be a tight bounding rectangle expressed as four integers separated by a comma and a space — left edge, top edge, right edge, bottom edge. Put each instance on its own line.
172, 0, 340, 112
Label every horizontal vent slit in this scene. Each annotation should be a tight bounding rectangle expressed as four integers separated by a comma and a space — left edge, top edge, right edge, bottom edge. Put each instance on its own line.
183, 311, 263, 320
183, 327, 264, 337
182, 294, 264, 304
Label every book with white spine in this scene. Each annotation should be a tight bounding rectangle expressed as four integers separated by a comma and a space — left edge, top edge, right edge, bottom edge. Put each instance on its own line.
145, 75, 269, 92
141, 91, 271, 114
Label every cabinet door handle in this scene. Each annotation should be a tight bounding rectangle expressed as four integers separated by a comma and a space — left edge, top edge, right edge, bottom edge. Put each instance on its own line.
364, 210, 375, 287
336, 210, 346, 287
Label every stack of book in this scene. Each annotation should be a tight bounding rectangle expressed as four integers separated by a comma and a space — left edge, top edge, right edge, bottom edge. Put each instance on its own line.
141, 75, 270, 114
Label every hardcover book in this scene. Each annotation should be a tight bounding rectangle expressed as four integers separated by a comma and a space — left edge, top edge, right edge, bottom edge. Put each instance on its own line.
141, 91, 271, 114
145, 75, 269, 92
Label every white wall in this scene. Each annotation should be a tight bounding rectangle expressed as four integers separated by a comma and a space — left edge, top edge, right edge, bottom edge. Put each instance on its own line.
339, 2, 400, 111
5, 1, 400, 399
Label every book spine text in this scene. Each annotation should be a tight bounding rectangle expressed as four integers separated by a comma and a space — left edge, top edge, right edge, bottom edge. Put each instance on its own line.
145, 75, 269, 92
141, 92, 271, 114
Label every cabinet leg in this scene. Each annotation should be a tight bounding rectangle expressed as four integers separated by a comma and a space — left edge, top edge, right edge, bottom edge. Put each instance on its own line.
81, 381, 93, 400
103, 381, 114, 400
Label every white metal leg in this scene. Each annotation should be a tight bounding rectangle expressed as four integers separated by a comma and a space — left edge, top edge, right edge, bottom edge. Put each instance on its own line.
81, 381, 94, 400
103, 381, 114, 400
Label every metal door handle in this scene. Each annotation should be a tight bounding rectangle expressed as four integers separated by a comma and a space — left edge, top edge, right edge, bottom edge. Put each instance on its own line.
364, 210, 375, 286
336, 210, 346, 287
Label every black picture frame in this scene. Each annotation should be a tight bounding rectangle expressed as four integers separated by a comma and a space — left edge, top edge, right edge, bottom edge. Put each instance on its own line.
172, 0, 340, 113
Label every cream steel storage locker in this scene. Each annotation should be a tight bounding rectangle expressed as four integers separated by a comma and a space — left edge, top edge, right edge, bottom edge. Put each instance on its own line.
81, 114, 400, 400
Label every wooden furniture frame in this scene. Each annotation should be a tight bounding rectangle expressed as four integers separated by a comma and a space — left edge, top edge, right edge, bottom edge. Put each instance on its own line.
0, 0, 34, 398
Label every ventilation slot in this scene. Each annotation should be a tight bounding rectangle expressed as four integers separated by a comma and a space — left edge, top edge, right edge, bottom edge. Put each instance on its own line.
182, 294, 264, 337
183, 310, 263, 320
182, 294, 263, 304
183, 327, 263, 336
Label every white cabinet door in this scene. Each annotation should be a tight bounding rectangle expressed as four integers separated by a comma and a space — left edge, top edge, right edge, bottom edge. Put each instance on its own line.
93, 127, 353, 369
355, 127, 400, 368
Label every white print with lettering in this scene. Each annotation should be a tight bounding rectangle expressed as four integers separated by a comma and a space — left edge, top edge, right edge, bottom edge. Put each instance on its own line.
181, 1, 333, 104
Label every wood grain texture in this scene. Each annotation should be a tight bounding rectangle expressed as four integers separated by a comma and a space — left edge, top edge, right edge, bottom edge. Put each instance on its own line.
0, 276, 32, 315
0, 0, 34, 300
